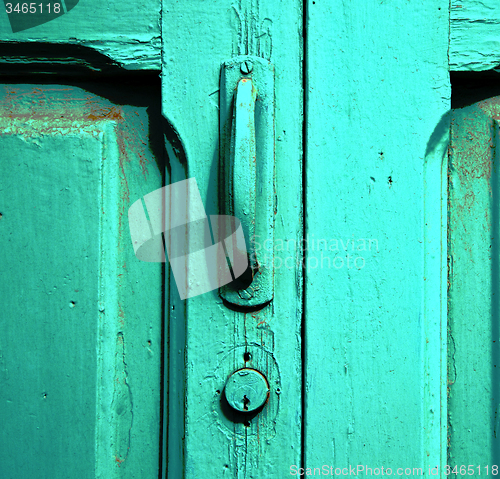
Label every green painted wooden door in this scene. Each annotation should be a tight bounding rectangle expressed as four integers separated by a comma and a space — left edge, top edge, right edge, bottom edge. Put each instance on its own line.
1, 1, 499, 477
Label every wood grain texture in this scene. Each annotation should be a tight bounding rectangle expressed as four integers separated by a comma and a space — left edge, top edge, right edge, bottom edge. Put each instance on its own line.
0, 83, 164, 478
450, 0, 500, 71
305, 0, 449, 472
1, 0, 499, 73
162, 1, 303, 477
448, 98, 500, 465
0, 0, 161, 70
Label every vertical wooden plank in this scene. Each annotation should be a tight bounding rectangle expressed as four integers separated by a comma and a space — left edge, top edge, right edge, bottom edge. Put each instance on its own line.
448, 97, 500, 466
0, 83, 164, 478
0, 128, 100, 479
305, 0, 449, 472
162, 1, 303, 476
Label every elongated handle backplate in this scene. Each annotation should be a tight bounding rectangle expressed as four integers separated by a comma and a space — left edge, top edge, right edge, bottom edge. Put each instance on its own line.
219, 56, 275, 308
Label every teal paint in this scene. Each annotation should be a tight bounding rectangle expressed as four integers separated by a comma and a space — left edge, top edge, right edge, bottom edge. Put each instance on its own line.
224, 368, 270, 413
450, 0, 500, 71
0, 0, 161, 70
2, 0, 499, 476
219, 56, 276, 308
162, 0, 303, 476
304, 0, 449, 471
448, 97, 500, 465
0, 130, 100, 478
0, 83, 164, 478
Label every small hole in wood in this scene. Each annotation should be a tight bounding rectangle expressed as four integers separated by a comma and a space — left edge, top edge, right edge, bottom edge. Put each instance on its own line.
243, 352, 251, 362
243, 420, 251, 427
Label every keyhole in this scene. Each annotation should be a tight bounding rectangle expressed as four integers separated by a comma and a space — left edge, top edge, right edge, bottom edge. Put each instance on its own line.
224, 368, 269, 414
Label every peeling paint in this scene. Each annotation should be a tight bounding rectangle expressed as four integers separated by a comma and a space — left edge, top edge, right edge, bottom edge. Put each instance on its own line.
449, 94, 500, 463
112, 332, 133, 466
450, 0, 500, 71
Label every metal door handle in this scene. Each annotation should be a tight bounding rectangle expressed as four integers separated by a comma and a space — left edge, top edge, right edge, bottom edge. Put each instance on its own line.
233, 78, 257, 274
219, 56, 275, 308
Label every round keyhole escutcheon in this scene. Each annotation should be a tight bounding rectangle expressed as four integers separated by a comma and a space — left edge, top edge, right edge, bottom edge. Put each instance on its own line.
224, 368, 269, 413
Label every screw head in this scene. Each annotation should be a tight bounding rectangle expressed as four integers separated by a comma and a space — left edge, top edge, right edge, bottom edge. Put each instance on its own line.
224, 368, 269, 413
240, 60, 253, 75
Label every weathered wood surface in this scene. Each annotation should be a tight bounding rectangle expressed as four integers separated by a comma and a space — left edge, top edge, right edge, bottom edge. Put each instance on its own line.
450, 0, 500, 71
448, 96, 500, 465
3, 0, 497, 475
0, 82, 164, 478
305, 0, 449, 472
162, 1, 303, 477
0, 0, 161, 70
0, 0, 499, 73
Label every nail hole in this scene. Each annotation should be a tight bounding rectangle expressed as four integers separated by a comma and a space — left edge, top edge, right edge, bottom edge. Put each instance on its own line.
216, 390, 221, 395
243, 352, 251, 362
69, 301, 76, 308
243, 420, 250, 427
0, 213, 3, 219
42, 392, 47, 399
147, 340, 152, 346
224, 465, 229, 469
